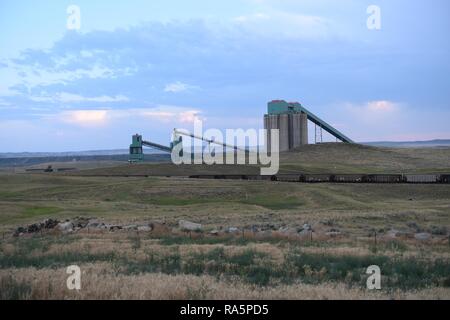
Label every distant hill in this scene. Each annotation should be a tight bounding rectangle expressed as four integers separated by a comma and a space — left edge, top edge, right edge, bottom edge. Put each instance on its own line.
0, 154, 171, 168
0, 148, 166, 159
363, 139, 450, 148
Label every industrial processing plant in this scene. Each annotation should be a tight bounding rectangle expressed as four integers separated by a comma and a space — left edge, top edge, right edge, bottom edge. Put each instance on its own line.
264, 100, 353, 151
128, 100, 355, 161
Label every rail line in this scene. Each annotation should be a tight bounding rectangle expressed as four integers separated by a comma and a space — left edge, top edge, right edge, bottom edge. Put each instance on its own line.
61, 173, 450, 184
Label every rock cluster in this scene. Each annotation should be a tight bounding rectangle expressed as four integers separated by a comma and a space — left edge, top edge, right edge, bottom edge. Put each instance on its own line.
13, 219, 59, 237
13, 217, 155, 237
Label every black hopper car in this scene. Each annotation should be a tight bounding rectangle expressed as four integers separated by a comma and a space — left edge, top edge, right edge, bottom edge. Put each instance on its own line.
189, 173, 450, 184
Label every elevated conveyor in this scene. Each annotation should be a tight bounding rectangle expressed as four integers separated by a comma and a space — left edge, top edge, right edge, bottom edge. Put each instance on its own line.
301, 106, 354, 143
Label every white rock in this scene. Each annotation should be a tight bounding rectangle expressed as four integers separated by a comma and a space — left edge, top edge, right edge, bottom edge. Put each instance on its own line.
179, 220, 202, 231
414, 232, 431, 241
228, 227, 239, 233
58, 221, 74, 233
137, 225, 152, 232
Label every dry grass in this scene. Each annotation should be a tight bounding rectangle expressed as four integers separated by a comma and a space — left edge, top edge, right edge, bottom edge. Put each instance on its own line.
1, 265, 449, 300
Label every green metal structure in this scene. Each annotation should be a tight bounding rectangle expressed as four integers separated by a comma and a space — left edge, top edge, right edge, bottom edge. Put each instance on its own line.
267, 100, 354, 143
128, 133, 182, 162
129, 134, 144, 162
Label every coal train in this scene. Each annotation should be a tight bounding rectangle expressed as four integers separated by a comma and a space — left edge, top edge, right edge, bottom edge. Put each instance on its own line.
189, 173, 450, 184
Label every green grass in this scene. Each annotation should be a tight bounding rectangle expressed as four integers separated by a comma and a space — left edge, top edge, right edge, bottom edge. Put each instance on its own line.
241, 194, 305, 210
22, 206, 62, 218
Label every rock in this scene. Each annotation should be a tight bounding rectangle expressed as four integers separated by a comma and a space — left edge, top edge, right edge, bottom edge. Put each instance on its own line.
13, 227, 26, 237
137, 225, 153, 232
72, 217, 90, 229
406, 221, 421, 232
27, 223, 42, 233
58, 221, 74, 233
415, 232, 431, 241
179, 220, 202, 232
209, 230, 219, 236
430, 226, 447, 236
43, 219, 59, 229
122, 225, 138, 231
86, 220, 104, 229
386, 229, 401, 238
107, 225, 122, 231
302, 223, 312, 231
227, 227, 239, 233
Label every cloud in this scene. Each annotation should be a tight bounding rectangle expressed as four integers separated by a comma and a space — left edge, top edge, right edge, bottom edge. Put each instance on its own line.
164, 81, 198, 93
61, 110, 109, 126
233, 11, 334, 39
31, 92, 129, 103
344, 100, 401, 122
365, 100, 399, 113
140, 106, 204, 123
52, 106, 204, 127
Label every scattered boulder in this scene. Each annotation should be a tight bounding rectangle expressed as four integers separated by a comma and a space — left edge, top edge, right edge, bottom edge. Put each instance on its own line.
13, 218, 60, 237
13, 227, 26, 237
86, 219, 105, 229
58, 221, 74, 233
386, 229, 398, 238
429, 226, 447, 236
386, 229, 412, 239
179, 220, 202, 232
43, 219, 59, 229
107, 225, 122, 232
406, 221, 422, 232
137, 225, 153, 232
209, 230, 220, 236
227, 227, 239, 233
415, 232, 431, 241
122, 225, 138, 231
72, 217, 91, 229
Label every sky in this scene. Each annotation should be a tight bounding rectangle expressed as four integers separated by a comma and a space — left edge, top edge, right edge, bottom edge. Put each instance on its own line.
0, 0, 449, 152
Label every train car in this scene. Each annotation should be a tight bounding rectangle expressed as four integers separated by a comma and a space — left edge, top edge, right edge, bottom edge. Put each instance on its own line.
332, 174, 364, 183
246, 175, 263, 181
363, 174, 403, 183
302, 174, 332, 183
275, 174, 301, 182
439, 174, 450, 184
404, 174, 439, 183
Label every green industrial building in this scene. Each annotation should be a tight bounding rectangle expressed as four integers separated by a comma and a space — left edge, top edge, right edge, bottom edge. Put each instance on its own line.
264, 100, 353, 152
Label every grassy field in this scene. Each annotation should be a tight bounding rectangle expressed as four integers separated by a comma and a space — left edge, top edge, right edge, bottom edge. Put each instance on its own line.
0, 168, 449, 299
60, 143, 450, 176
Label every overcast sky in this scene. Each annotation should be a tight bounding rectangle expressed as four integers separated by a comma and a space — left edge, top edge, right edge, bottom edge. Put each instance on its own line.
1, 0, 449, 151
